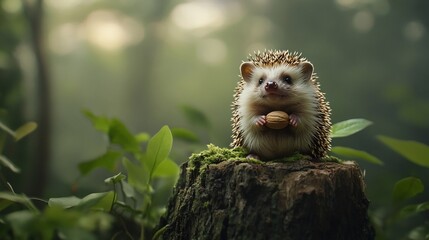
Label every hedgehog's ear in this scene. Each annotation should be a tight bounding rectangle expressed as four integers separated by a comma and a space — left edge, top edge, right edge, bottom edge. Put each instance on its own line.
300, 62, 314, 82
240, 62, 255, 82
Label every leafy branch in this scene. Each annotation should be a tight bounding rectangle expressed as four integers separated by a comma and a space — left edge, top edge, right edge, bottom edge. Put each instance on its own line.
0, 120, 37, 177
75, 110, 179, 239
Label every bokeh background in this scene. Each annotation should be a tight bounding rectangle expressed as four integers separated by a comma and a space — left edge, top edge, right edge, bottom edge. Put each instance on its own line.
1, 0, 428, 238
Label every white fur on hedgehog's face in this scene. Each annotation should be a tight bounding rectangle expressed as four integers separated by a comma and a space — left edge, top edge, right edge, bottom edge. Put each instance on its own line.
239, 62, 316, 106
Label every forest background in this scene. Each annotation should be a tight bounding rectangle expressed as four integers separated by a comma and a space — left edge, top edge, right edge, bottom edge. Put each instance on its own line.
1, 0, 428, 239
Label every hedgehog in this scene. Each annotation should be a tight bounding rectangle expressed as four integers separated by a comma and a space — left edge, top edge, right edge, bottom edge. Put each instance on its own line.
230, 50, 331, 160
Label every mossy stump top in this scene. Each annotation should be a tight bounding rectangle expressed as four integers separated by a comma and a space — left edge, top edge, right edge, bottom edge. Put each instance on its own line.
158, 145, 374, 240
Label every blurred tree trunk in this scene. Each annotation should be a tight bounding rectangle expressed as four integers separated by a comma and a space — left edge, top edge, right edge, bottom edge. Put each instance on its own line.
0, 2, 26, 190
22, 0, 50, 197
159, 159, 375, 240
128, 0, 172, 128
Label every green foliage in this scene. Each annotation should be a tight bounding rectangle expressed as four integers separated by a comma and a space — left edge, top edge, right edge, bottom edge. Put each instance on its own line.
0, 121, 37, 142
2, 206, 113, 240
145, 126, 173, 180
375, 136, 429, 239
378, 135, 429, 168
371, 135, 429, 239
49, 192, 115, 212
0, 192, 38, 213
372, 176, 429, 240
77, 111, 179, 238
330, 118, 372, 138
330, 119, 428, 239
331, 146, 383, 165
330, 118, 381, 165
0, 118, 113, 239
371, 136, 429, 240
0, 120, 37, 180
392, 177, 424, 205
13, 122, 38, 141
0, 111, 180, 239
399, 202, 429, 220
0, 155, 20, 173
0, 191, 114, 239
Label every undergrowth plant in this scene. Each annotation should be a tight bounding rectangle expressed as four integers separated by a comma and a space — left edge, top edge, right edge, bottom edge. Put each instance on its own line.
329, 119, 429, 239
0, 121, 37, 179
0, 111, 180, 239
78, 111, 180, 239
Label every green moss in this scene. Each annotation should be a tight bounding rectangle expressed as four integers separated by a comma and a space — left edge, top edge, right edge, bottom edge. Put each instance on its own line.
188, 144, 345, 170
188, 144, 251, 168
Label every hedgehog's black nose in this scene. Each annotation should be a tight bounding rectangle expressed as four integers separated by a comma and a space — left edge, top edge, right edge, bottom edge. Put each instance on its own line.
265, 81, 278, 90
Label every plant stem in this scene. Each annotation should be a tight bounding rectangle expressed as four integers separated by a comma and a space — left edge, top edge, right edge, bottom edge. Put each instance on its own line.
140, 223, 145, 240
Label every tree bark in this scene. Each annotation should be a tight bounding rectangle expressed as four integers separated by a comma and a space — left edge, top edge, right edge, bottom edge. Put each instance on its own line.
159, 159, 374, 240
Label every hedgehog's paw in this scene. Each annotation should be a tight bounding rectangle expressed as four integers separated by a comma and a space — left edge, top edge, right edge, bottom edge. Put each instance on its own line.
246, 153, 260, 160
289, 114, 299, 127
255, 115, 267, 127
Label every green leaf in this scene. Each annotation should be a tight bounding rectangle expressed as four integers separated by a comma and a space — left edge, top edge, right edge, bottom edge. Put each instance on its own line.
14, 122, 37, 141
152, 158, 180, 178
48, 196, 81, 209
77, 212, 113, 232
0, 154, 21, 173
408, 223, 429, 240
0, 199, 14, 211
44, 205, 81, 224
49, 192, 115, 212
83, 110, 111, 133
330, 119, 372, 138
181, 105, 211, 129
77, 191, 115, 211
378, 135, 429, 168
5, 210, 37, 239
123, 158, 149, 192
171, 128, 199, 143
0, 192, 38, 213
78, 151, 122, 176
120, 180, 136, 199
108, 119, 140, 153
399, 201, 429, 220
104, 172, 126, 184
393, 177, 424, 204
331, 146, 383, 165
144, 126, 173, 179
46, 207, 110, 239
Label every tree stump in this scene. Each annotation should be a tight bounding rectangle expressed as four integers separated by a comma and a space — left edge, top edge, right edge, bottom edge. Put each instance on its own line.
158, 157, 374, 240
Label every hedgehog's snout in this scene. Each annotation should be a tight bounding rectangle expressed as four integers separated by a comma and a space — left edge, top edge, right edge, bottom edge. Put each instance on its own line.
265, 81, 278, 91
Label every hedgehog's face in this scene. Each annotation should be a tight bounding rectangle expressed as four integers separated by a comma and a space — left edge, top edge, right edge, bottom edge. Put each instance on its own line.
240, 62, 314, 105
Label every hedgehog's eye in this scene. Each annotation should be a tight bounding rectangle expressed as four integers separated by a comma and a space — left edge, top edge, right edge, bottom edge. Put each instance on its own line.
281, 75, 292, 84
258, 78, 264, 85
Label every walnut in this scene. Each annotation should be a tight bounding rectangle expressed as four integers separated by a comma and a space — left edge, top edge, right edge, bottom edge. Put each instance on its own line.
266, 111, 289, 129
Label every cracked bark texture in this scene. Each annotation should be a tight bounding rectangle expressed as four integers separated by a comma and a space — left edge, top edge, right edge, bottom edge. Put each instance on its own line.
158, 159, 374, 240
